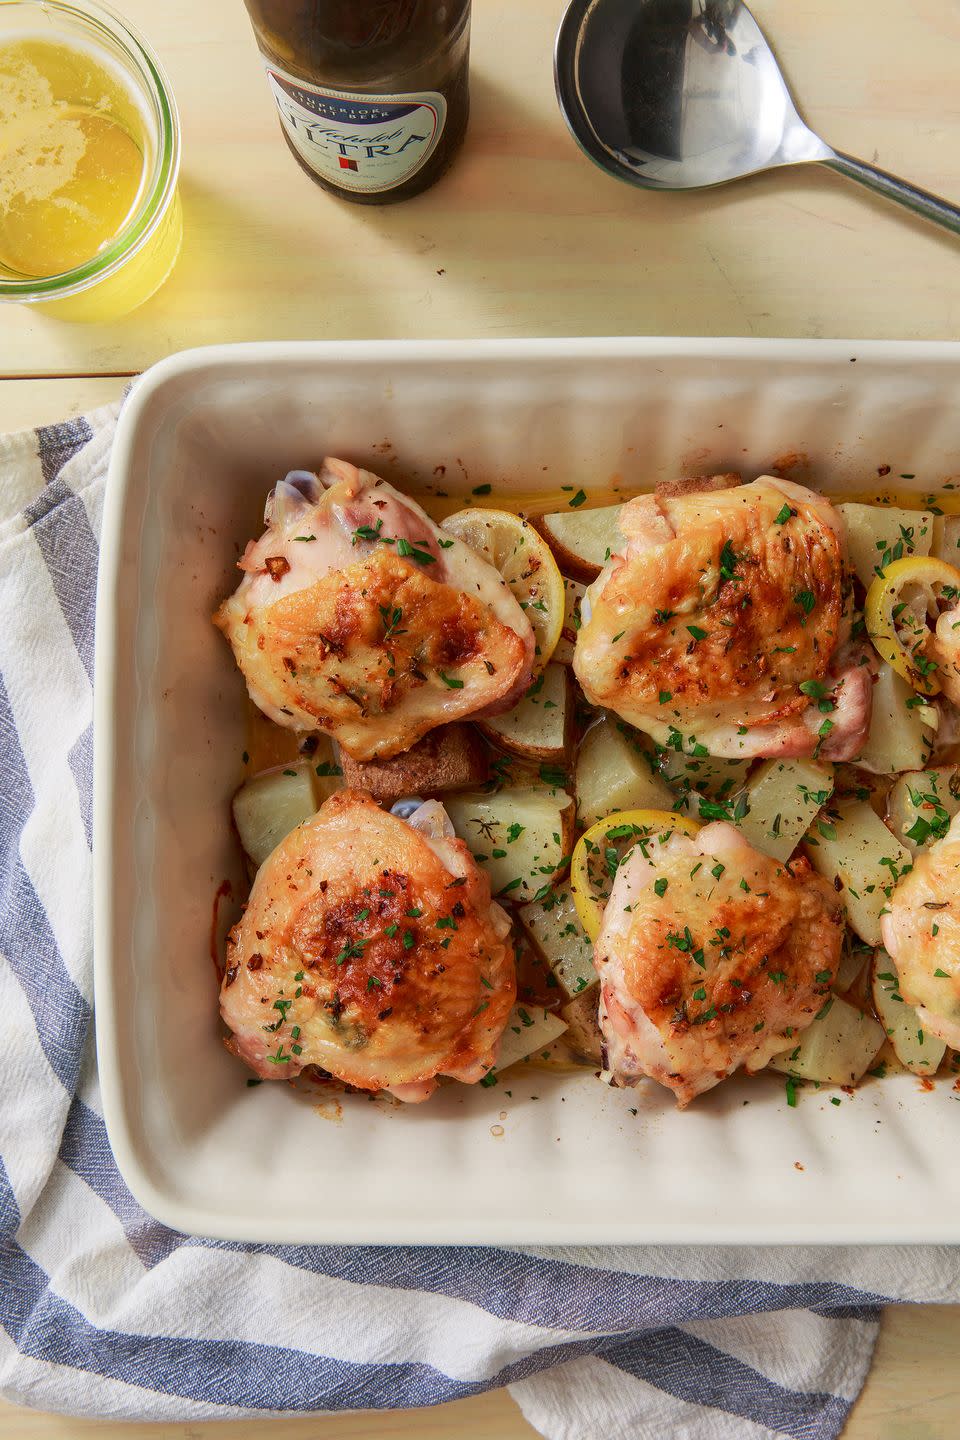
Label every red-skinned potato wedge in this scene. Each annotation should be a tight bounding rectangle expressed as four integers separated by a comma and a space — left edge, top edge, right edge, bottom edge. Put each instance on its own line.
338, 723, 489, 806
533, 504, 624, 581
478, 663, 570, 760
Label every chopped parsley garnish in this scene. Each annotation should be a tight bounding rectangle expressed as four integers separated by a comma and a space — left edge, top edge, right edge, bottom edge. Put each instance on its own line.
351, 520, 384, 544
379, 604, 405, 642
794, 589, 816, 616
696, 792, 749, 824
687, 624, 708, 642
333, 937, 370, 966
472, 484, 492, 496
438, 670, 465, 689
395, 536, 435, 565
568, 489, 587, 507
718, 540, 741, 580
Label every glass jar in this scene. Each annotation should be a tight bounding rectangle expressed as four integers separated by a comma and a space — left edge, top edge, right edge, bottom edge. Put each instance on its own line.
0, 0, 181, 321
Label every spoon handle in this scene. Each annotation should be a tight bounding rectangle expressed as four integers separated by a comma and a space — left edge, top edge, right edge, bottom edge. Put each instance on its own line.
824, 150, 960, 237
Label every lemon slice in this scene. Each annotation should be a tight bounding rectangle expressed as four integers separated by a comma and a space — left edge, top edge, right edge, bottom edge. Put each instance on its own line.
864, 555, 960, 694
570, 808, 700, 941
442, 508, 565, 672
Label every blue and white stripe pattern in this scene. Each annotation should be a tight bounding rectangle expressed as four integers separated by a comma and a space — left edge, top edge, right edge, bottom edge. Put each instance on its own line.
2, 409, 959, 1436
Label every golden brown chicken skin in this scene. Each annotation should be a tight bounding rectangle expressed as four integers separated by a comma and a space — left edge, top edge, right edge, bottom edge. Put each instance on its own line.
214, 461, 534, 761
596, 822, 844, 1105
220, 790, 516, 1102
574, 477, 870, 760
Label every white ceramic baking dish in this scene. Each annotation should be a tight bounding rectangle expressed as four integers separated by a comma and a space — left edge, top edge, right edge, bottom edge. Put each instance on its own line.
96, 337, 960, 1244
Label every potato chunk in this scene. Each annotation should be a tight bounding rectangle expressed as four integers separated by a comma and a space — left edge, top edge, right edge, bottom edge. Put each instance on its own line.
736, 758, 834, 863
767, 996, 885, 1085
855, 663, 932, 775
837, 502, 933, 588
518, 885, 596, 998
444, 786, 576, 903
576, 714, 674, 828
803, 799, 912, 945
479, 663, 569, 759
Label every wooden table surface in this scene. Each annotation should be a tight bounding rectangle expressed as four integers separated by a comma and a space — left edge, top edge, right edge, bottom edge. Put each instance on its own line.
2, 0, 960, 1435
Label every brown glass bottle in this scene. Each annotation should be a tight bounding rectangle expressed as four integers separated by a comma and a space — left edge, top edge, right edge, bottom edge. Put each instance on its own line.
243, 1, 471, 204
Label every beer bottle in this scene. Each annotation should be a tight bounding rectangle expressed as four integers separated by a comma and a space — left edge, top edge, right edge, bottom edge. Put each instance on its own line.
243, 1, 471, 204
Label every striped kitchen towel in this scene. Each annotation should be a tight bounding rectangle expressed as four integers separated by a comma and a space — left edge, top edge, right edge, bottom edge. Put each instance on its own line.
2, 404, 959, 1439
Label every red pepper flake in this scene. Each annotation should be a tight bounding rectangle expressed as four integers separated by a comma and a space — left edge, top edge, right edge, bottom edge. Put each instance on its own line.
265, 555, 291, 581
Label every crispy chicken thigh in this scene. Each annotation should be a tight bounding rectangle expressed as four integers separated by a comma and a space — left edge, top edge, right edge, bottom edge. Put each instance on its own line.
881, 812, 960, 1048
215, 460, 535, 760
220, 790, 516, 1102
573, 476, 871, 760
594, 821, 844, 1106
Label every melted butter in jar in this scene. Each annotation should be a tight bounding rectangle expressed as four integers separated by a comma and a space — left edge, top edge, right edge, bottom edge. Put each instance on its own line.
0, 38, 146, 277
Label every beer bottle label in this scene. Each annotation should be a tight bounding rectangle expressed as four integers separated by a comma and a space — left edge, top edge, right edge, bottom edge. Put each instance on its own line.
263, 64, 448, 194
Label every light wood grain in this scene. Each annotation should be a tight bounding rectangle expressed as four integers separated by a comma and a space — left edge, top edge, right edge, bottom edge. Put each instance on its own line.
1, 1305, 958, 1438
2, 0, 959, 377
0, 377, 128, 431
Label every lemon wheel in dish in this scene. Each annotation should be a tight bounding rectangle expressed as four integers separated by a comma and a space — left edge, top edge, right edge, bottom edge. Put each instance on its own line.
864, 555, 960, 695
570, 808, 700, 941
441, 508, 565, 672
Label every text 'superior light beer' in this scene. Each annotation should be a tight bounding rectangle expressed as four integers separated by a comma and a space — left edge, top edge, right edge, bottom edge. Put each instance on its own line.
243, 1, 471, 204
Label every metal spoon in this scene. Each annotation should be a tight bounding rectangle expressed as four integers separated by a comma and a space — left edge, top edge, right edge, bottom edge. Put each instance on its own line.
554, 0, 960, 236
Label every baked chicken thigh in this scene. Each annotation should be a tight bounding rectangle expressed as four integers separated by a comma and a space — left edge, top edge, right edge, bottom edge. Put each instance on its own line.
573, 476, 871, 760
215, 460, 535, 760
220, 790, 516, 1101
594, 821, 844, 1106
881, 812, 960, 1048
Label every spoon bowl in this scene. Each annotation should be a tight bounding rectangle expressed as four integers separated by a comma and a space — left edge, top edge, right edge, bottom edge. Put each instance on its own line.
555, 0, 960, 233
